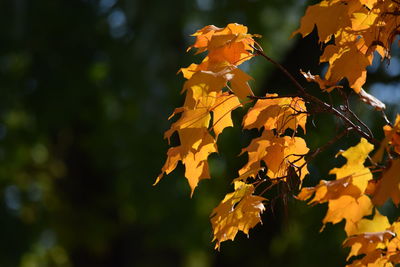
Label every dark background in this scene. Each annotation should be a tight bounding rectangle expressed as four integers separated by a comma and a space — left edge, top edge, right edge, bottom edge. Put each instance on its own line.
0, 0, 399, 266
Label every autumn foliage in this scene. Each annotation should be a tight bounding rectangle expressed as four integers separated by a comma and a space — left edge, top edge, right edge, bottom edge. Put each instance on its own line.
156, 0, 400, 265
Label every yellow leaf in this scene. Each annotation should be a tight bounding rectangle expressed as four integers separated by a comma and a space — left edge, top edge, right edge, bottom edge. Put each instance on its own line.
329, 138, 374, 193
351, 8, 379, 31
351, 209, 390, 236
323, 194, 373, 236
240, 131, 309, 182
210, 181, 266, 249
321, 42, 372, 93
188, 23, 258, 66
154, 147, 182, 186
298, 138, 375, 236
211, 93, 241, 138
242, 94, 307, 134
292, 0, 351, 43
225, 67, 254, 99
156, 129, 217, 196
182, 71, 227, 98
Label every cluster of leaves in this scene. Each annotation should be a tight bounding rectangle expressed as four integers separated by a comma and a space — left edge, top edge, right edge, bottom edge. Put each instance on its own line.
156, 0, 400, 265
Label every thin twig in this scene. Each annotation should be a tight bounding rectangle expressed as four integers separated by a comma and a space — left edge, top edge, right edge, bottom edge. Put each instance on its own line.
304, 128, 350, 165
251, 46, 380, 145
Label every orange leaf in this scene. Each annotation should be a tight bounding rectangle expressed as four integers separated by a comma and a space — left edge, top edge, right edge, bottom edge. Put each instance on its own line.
156, 129, 217, 196
211, 93, 241, 138
243, 94, 307, 134
188, 23, 258, 66
210, 181, 266, 249
344, 230, 395, 264
298, 138, 374, 235
384, 114, 400, 155
372, 158, 400, 206
239, 131, 309, 182
292, 0, 351, 43
297, 176, 362, 204
321, 42, 372, 93
225, 67, 254, 99
323, 194, 373, 236
300, 70, 342, 92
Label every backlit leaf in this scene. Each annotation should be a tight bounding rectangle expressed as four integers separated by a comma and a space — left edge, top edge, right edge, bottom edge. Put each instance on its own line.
243, 94, 307, 134
210, 181, 266, 249
372, 158, 400, 206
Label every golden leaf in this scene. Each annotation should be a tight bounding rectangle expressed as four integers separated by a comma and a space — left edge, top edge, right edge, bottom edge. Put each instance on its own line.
297, 176, 362, 204
211, 93, 241, 138
210, 181, 266, 249
298, 138, 374, 235
323, 194, 373, 235
239, 131, 309, 182
300, 70, 342, 92
242, 94, 307, 134
329, 138, 374, 192
351, 209, 390, 236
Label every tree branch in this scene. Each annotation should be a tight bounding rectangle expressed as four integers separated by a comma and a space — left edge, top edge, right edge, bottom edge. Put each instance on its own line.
252, 47, 380, 145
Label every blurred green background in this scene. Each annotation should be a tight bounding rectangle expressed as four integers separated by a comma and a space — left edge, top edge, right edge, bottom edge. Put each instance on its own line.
1, 0, 399, 266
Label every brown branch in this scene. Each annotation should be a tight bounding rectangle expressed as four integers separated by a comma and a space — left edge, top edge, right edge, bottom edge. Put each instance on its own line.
304, 128, 350, 166
252, 47, 380, 145
338, 88, 374, 138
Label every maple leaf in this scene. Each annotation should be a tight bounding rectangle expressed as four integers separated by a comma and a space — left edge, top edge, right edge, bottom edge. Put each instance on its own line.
156, 24, 261, 195
242, 94, 307, 134
155, 129, 217, 196
211, 92, 241, 139
321, 42, 372, 93
182, 70, 226, 102
300, 70, 342, 92
188, 23, 259, 66
210, 181, 266, 249
233, 167, 265, 183
292, 0, 352, 43
164, 109, 211, 143
298, 138, 374, 235
343, 210, 398, 266
297, 176, 362, 205
293, 0, 400, 92
178, 63, 205, 80
323, 194, 373, 235
383, 114, 400, 155
343, 230, 395, 266
299, 138, 374, 202
352, 209, 391, 236
182, 65, 254, 102
225, 66, 254, 99
387, 222, 400, 263
158, 20, 400, 260
239, 131, 309, 182
372, 158, 400, 206
329, 138, 374, 191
